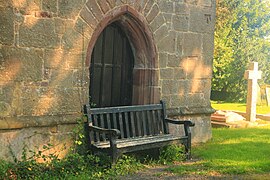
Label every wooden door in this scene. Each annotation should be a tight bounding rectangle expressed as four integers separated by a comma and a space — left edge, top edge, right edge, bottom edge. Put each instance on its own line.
90, 23, 134, 108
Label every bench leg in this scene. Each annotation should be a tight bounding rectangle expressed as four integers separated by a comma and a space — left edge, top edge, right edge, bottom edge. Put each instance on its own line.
111, 150, 118, 165
183, 123, 192, 160
110, 137, 118, 164
184, 139, 191, 160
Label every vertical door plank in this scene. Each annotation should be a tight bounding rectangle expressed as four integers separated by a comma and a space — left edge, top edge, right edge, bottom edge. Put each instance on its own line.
103, 68, 112, 107
101, 27, 114, 107
98, 29, 106, 107
90, 32, 103, 107
111, 26, 123, 106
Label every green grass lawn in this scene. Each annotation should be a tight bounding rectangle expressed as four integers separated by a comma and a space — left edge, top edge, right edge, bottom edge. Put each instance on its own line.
167, 126, 270, 176
211, 101, 270, 114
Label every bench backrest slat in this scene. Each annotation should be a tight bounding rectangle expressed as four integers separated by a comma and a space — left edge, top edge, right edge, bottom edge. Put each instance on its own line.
124, 112, 130, 138
161, 101, 169, 134
141, 111, 147, 136
84, 102, 169, 143
106, 114, 111, 129
100, 114, 106, 141
155, 110, 161, 134
92, 114, 100, 143
150, 110, 156, 135
130, 112, 136, 138
135, 111, 142, 137
112, 113, 117, 130
147, 110, 153, 135
118, 113, 125, 139
156, 110, 162, 134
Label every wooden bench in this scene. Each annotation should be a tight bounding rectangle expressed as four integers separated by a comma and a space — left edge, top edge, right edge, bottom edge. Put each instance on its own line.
84, 101, 195, 163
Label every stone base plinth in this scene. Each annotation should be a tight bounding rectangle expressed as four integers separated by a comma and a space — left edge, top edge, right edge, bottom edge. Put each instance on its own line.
168, 114, 212, 143
0, 115, 80, 162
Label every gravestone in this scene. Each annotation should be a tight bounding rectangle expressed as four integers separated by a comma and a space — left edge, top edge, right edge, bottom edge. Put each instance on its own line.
244, 62, 262, 122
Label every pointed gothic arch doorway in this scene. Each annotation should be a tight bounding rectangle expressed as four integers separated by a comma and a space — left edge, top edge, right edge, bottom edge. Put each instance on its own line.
87, 8, 160, 108
90, 23, 134, 108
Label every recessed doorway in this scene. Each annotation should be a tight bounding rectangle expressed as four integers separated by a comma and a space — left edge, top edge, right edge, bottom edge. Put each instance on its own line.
89, 23, 134, 108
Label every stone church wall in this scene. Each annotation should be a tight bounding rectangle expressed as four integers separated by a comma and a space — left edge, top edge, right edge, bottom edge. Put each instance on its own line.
0, 0, 215, 161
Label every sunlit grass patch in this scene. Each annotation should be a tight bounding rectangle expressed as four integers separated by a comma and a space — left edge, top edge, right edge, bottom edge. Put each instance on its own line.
211, 101, 270, 114
167, 126, 270, 175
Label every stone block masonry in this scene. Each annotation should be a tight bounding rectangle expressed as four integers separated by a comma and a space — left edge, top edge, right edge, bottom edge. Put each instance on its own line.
0, 0, 216, 161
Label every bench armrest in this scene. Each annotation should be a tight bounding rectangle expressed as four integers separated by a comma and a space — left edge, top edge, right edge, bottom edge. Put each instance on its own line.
165, 118, 194, 159
89, 125, 121, 137
165, 118, 195, 127
165, 118, 194, 139
89, 125, 120, 160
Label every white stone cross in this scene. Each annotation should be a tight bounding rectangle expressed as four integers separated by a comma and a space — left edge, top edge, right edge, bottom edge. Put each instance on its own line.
244, 62, 262, 122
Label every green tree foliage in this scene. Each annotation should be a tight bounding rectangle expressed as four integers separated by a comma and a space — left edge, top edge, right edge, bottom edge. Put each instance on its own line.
213, 0, 270, 101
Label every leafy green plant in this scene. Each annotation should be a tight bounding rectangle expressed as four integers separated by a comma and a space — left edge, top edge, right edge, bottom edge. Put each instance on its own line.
8, 143, 60, 179
71, 117, 90, 155
0, 160, 12, 179
159, 145, 185, 165
101, 155, 143, 179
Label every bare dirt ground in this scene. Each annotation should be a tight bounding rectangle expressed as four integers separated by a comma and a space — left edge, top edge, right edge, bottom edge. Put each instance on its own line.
119, 164, 270, 180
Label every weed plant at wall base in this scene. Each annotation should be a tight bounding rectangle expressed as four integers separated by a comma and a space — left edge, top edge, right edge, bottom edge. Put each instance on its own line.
0, 145, 186, 179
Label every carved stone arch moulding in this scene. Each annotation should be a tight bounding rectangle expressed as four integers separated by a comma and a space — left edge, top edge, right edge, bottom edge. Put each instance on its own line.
85, 5, 160, 105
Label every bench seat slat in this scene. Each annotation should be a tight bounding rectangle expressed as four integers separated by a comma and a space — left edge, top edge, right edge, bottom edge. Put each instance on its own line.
93, 134, 188, 149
